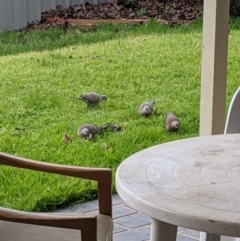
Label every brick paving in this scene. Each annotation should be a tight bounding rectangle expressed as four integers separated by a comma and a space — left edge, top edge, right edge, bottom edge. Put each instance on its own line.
54, 193, 200, 241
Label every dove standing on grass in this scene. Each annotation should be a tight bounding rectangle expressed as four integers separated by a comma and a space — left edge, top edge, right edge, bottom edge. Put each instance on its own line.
138, 100, 155, 117
77, 123, 111, 140
165, 112, 181, 132
74, 92, 107, 108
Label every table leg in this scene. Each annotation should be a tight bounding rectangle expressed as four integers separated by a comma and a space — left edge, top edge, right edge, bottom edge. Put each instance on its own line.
221, 237, 240, 241
150, 218, 177, 241
206, 233, 221, 241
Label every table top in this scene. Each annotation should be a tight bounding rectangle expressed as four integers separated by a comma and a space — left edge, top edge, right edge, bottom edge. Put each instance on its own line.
116, 134, 240, 236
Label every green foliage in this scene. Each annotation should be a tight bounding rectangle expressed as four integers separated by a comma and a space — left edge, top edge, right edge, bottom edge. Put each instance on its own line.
117, 0, 139, 8
230, 0, 240, 16
0, 19, 239, 211
136, 8, 146, 17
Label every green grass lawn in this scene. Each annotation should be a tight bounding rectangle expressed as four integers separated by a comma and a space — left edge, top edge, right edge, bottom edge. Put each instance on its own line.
0, 19, 239, 212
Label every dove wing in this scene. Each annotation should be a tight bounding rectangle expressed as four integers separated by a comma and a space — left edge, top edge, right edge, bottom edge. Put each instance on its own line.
82, 93, 100, 104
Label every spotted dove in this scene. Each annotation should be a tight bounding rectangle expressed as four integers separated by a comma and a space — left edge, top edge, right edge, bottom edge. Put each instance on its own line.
77, 123, 111, 140
74, 92, 107, 108
165, 112, 181, 132
138, 100, 155, 117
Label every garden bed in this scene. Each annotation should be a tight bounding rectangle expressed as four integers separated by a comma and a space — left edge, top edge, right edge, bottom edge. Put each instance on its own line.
44, 17, 191, 28
23, 0, 203, 30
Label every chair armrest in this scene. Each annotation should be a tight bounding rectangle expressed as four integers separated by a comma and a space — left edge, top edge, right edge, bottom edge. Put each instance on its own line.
0, 152, 111, 183
0, 152, 112, 217
0, 207, 97, 231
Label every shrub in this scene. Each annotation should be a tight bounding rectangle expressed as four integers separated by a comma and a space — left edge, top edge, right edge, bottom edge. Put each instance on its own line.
230, 0, 240, 16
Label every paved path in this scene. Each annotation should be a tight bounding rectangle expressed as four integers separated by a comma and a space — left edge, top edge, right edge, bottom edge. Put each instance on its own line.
54, 193, 200, 241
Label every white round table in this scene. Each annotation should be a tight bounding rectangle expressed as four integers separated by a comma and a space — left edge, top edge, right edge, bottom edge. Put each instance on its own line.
116, 134, 240, 241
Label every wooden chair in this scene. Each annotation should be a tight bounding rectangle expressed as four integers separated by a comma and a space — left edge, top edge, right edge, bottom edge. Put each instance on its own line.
0, 152, 113, 241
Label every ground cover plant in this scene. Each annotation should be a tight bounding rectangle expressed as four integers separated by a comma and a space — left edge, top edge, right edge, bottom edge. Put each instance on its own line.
0, 19, 239, 212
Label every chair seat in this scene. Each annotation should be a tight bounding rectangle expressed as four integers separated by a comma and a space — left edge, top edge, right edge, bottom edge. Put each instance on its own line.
0, 214, 113, 241
96, 214, 113, 241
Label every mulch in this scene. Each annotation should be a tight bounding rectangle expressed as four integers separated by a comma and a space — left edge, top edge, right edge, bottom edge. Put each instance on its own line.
23, 0, 203, 30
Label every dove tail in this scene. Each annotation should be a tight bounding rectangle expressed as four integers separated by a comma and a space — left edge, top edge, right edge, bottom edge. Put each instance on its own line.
99, 123, 112, 130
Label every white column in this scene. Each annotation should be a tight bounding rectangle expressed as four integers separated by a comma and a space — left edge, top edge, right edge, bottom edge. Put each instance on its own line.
200, 2, 240, 240
199, 0, 230, 135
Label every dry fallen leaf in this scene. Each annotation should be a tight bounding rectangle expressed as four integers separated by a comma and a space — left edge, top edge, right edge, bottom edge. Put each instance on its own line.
74, 29, 81, 34
21, 1, 203, 31
101, 143, 112, 151
63, 134, 72, 143
111, 125, 123, 132
117, 47, 121, 53
62, 21, 70, 32
91, 52, 99, 59
15, 127, 26, 131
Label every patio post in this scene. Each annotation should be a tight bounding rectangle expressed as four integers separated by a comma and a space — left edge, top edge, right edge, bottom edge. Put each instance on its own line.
199, 0, 230, 135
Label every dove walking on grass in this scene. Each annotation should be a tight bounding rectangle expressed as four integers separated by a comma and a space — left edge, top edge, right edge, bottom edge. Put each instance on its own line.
77, 123, 111, 140
138, 100, 155, 117
73, 92, 107, 108
165, 112, 181, 132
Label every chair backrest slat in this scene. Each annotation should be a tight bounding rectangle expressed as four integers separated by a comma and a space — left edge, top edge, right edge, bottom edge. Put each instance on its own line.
224, 87, 240, 134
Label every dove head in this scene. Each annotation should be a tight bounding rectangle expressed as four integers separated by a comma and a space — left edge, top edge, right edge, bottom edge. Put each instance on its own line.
142, 106, 151, 114
150, 100, 155, 105
166, 112, 175, 117
101, 95, 107, 101
171, 121, 180, 130
80, 128, 90, 137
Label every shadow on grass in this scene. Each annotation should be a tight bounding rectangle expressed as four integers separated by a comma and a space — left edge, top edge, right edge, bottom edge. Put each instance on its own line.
0, 19, 203, 57
33, 189, 98, 212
